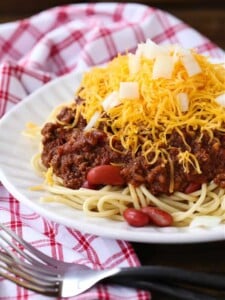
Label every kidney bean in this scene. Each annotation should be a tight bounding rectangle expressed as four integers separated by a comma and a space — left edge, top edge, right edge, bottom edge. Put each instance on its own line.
87, 165, 125, 186
123, 208, 150, 227
141, 206, 173, 227
185, 182, 201, 194
82, 180, 98, 190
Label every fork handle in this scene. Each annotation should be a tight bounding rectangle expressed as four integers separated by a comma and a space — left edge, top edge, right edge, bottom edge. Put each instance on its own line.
105, 277, 219, 300
112, 266, 225, 290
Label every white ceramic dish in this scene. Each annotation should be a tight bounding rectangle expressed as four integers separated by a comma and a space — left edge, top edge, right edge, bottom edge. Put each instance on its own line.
1, 71, 225, 244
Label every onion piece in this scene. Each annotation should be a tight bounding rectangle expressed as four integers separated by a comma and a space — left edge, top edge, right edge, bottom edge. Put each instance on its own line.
170, 44, 183, 63
215, 93, 225, 107
119, 82, 139, 99
135, 39, 167, 59
152, 54, 174, 79
84, 111, 100, 131
190, 216, 221, 228
142, 39, 166, 60
177, 93, 189, 112
128, 53, 140, 76
102, 91, 120, 112
135, 43, 145, 56
180, 50, 202, 76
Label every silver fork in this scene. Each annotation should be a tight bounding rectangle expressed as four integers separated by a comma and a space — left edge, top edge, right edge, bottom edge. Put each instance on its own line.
0, 222, 122, 297
0, 222, 225, 300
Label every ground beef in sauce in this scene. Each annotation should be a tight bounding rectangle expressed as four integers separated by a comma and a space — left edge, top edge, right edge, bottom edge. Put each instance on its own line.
41, 106, 225, 195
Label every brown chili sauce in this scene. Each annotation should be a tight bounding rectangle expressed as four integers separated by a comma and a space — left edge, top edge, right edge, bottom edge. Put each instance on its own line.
41, 100, 225, 195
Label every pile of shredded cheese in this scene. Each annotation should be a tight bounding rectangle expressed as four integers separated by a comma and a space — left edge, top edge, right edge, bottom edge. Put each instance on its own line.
77, 39, 225, 171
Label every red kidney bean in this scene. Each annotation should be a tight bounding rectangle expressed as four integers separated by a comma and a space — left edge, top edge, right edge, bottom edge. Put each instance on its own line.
141, 206, 173, 227
185, 182, 201, 194
82, 180, 98, 190
87, 165, 125, 186
123, 208, 150, 227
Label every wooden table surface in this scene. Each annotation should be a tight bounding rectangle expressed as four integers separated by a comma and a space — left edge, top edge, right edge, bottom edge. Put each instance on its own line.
1, 1, 225, 299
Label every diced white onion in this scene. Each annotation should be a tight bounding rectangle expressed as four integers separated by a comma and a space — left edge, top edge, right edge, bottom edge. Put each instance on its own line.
190, 216, 221, 228
102, 91, 120, 112
135, 43, 145, 56
135, 39, 167, 59
152, 54, 174, 79
177, 93, 189, 112
119, 82, 139, 99
180, 50, 202, 76
128, 53, 140, 76
170, 44, 183, 63
142, 39, 167, 60
215, 93, 225, 107
84, 111, 100, 131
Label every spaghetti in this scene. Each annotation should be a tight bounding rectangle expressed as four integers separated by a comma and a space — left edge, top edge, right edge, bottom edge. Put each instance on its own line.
26, 40, 225, 227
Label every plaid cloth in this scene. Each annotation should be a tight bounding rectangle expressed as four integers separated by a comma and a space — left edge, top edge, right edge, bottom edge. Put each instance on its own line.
0, 2, 224, 299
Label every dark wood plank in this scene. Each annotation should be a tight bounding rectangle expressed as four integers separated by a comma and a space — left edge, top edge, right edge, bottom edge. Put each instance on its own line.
133, 240, 225, 272
0, 0, 224, 14
132, 240, 225, 299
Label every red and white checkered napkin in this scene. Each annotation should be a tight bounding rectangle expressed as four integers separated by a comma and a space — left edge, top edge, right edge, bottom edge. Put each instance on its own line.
0, 2, 224, 299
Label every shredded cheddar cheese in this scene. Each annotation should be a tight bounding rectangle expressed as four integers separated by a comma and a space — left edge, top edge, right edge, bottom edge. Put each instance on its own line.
76, 41, 225, 176
178, 151, 202, 174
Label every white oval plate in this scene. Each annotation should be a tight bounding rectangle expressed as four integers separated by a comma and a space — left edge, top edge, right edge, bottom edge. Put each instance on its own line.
1, 71, 225, 244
